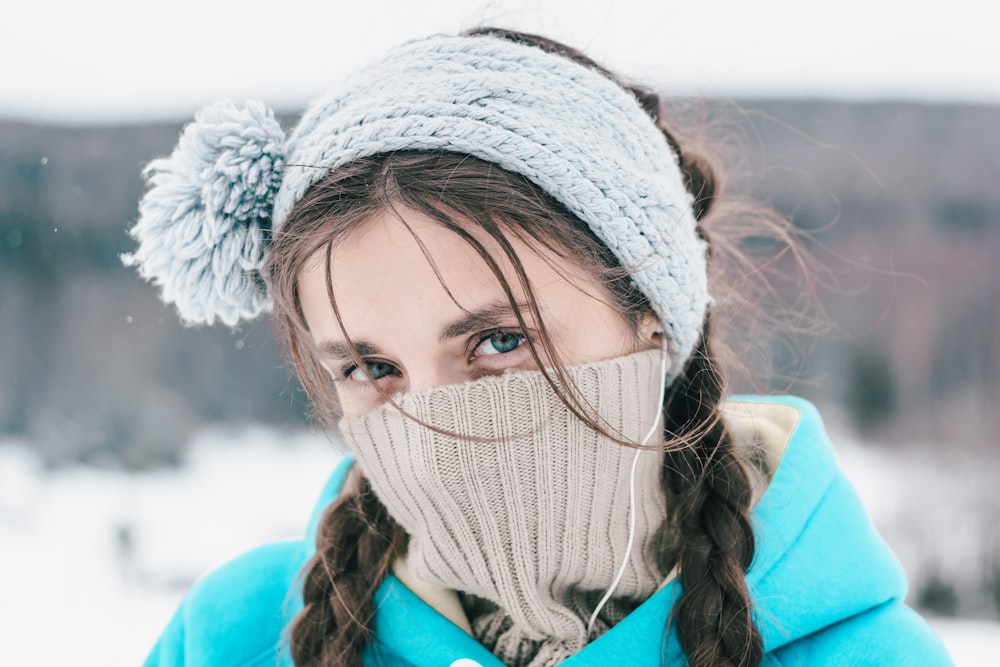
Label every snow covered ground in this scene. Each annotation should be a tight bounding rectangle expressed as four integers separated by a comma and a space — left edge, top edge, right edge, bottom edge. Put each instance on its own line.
1, 423, 997, 665
0, 426, 343, 666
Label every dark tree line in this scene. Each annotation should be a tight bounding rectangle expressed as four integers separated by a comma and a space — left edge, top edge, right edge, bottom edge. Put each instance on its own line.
1, 100, 998, 467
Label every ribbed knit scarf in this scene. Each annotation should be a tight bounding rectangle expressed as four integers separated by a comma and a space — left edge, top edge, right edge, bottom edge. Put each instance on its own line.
339, 349, 670, 666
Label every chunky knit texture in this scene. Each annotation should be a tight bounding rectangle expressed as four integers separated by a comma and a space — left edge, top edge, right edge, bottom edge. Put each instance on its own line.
277, 35, 707, 376
339, 349, 670, 667
123, 100, 285, 326
124, 33, 708, 375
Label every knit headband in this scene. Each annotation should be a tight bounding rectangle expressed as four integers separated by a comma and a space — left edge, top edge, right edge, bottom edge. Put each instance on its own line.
123, 33, 709, 379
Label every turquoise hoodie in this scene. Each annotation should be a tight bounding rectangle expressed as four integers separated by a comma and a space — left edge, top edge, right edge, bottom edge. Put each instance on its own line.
143, 396, 953, 666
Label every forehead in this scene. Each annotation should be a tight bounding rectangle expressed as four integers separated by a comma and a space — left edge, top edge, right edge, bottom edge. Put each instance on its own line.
295, 206, 603, 343
333, 209, 505, 302
301, 208, 522, 330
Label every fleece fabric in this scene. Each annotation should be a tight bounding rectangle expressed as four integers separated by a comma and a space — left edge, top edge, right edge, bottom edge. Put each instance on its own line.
142, 396, 954, 666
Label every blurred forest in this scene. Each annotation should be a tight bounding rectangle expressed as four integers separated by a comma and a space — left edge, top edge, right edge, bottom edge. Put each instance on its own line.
1, 100, 998, 468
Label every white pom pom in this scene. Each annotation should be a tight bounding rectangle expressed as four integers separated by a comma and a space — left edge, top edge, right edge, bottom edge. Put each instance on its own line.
122, 100, 286, 326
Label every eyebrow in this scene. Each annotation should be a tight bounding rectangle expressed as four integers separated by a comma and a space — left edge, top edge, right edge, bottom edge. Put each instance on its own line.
438, 299, 529, 343
316, 298, 530, 359
318, 339, 381, 360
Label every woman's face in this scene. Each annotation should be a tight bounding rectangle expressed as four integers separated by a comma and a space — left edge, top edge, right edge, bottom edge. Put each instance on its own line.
297, 206, 659, 417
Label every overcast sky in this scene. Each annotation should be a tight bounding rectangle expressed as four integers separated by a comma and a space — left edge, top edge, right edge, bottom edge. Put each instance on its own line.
3, 0, 997, 122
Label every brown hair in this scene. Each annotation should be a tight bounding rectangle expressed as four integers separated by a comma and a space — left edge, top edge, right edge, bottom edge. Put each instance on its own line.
264, 27, 799, 667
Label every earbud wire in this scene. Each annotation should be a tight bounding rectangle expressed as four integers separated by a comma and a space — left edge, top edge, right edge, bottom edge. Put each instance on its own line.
586, 338, 670, 639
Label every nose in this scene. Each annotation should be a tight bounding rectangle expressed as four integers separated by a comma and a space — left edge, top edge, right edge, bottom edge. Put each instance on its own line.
403, 360, 467, 394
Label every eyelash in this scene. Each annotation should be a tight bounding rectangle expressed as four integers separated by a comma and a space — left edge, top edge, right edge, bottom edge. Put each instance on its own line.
335, 328, 528, 388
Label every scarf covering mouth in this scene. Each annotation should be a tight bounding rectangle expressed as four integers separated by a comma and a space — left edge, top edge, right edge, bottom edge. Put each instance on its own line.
339, 348, 670, 666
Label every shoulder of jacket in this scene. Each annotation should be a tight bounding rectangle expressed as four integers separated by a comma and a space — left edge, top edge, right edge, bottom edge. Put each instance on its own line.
144, 540, 307, 667
186, 538, 306, 612
766, 601, 955, 666
304, 454, 356, 545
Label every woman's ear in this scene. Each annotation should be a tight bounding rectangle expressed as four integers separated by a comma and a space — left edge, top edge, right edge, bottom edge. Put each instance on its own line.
638, 312, 666, 347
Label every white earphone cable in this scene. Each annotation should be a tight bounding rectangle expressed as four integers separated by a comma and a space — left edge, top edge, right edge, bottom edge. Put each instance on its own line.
586, 337, 670, 639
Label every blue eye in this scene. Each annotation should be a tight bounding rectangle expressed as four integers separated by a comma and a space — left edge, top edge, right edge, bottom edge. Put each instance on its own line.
345, 360, 396, 382
475, 331, 525, 356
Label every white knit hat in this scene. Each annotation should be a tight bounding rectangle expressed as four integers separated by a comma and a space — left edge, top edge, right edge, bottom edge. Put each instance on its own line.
123, 32, 709, 379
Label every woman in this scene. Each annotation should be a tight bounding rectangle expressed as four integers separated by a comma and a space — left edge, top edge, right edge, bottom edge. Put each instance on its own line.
126, 28, 952, 667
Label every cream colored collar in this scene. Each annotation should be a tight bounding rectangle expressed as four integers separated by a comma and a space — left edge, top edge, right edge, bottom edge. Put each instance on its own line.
391, 398, 799, 638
